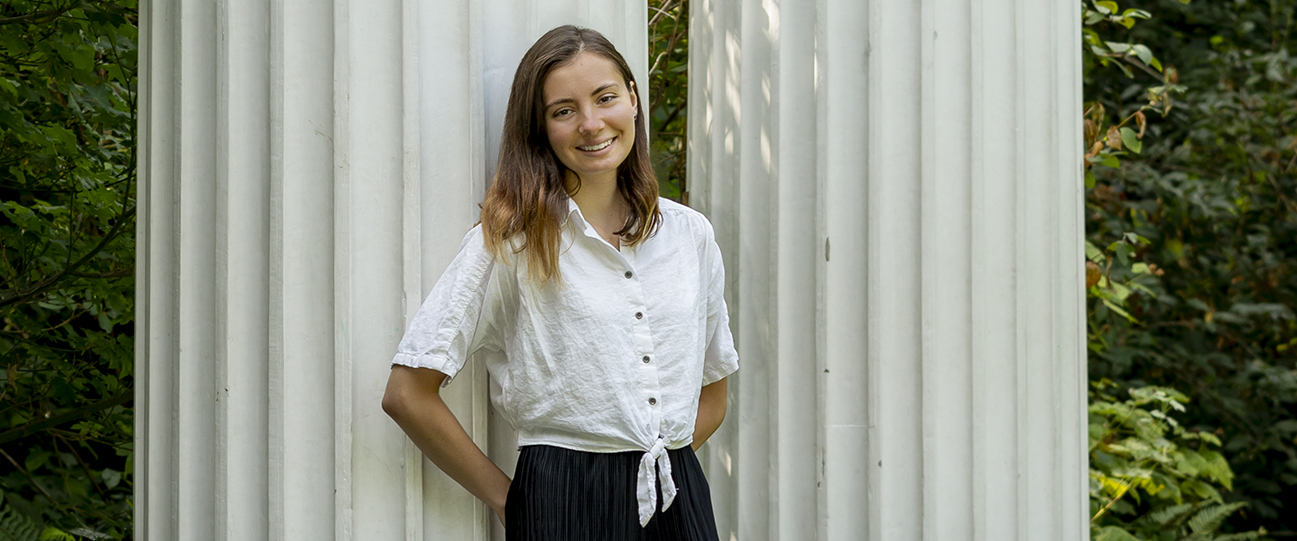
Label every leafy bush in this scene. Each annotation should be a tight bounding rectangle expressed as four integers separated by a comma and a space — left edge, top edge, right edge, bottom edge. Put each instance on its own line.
0, 493, 75, 541
648, 0, 689, 203
1089, 382, 1267, 540
1084, 0, 1297, 533
0, 1, 138, 538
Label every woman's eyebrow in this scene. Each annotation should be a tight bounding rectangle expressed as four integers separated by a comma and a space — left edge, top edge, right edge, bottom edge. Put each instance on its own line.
544, 83, 620, 109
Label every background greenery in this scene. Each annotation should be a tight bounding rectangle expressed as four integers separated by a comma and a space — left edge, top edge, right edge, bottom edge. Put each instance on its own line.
1083, 0, 1295, 538
0, 1, 136, 539
648, 0, 690, 204
0, 0, 1291, 539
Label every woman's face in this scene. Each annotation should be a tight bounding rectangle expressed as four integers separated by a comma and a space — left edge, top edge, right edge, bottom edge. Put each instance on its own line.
542, 52, 638, 186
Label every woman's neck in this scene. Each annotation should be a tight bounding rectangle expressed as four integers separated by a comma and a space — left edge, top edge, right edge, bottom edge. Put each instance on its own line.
568, 171, 626, 246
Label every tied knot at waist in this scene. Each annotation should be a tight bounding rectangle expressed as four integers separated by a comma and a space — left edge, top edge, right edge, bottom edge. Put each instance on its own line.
635, 436, 679, 527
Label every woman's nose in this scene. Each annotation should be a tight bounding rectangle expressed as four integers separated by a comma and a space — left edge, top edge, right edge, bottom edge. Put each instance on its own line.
578, 108, 604, 135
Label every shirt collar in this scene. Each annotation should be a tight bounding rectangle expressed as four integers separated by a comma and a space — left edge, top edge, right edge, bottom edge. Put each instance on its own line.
564, 196, 636, 256
565, 196, 583, 224
564, 196, 604, 242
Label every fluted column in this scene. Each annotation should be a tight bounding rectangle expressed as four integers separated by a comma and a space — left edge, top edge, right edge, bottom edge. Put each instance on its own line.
688, 0, 1087, 540
136, 1, 646, 540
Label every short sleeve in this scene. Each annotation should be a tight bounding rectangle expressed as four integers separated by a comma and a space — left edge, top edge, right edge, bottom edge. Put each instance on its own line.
701, 222, 740, 386
391, 225, 505, 386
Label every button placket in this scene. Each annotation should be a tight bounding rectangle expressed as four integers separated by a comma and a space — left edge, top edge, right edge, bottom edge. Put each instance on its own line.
620, 254, 662, 439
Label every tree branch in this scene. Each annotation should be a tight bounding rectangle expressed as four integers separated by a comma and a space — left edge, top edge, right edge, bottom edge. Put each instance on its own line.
0, 1, 88, 26
0, 204, 134, 309
69, 267, 133, 279
0, 391, 131, 445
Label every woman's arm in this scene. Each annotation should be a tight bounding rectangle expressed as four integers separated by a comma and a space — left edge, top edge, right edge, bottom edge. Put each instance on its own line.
691, 377, 729, 451
382, 365, 511, 525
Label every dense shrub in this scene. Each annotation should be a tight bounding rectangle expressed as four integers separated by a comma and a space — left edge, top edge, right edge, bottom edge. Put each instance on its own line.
0, 1, 137, 538
1085, 0, 1297, 535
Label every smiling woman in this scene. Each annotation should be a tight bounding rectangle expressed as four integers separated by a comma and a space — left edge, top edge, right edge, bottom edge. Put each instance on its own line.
382, 25, 736, 541
480, 26, 662, 285
542, 55, 638, 186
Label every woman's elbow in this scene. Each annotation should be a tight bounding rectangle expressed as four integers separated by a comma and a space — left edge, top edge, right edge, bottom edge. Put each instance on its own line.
381, 379, 409, 420
382, 365, 446, 420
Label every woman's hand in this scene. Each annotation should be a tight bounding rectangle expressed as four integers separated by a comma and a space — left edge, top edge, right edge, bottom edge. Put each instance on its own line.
382, 366, 512, 521
691, 377, 729, 451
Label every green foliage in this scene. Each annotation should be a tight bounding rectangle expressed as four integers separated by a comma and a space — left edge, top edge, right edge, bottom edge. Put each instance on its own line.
0, 1, 137, 539
1082, 0, 1188, 190
0, 494, 42, 541
0, 493, 76, 541
648, 0, 689, 203
1085, 0, 1297, 535
1089, 382, 1267, 540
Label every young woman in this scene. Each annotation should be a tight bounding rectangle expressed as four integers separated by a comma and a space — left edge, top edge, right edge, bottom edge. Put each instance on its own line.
381, 25, 738, 540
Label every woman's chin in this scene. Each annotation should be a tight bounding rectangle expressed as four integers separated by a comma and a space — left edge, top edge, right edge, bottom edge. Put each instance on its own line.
569, 153, 631, 181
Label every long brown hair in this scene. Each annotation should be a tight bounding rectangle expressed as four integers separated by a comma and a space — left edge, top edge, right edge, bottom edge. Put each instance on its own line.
480, 25, 661, 285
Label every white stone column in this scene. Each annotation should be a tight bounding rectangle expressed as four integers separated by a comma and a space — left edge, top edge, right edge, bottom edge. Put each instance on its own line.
136, 1, 645, 539
688, 0, 1087, 540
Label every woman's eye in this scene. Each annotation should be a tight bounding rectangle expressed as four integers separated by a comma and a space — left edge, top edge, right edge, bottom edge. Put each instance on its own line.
553, 108, 572, 118
598, 94, 616, 104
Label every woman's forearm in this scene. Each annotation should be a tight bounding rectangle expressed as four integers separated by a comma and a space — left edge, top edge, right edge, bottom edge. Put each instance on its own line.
691, 377, 729, 451
382, 365, 511, 522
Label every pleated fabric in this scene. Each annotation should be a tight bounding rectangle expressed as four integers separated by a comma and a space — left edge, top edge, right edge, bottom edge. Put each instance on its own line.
505, 445, 721, 541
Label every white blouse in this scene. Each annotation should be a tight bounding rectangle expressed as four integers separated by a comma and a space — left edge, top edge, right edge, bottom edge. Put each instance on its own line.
391, 196, 740, 526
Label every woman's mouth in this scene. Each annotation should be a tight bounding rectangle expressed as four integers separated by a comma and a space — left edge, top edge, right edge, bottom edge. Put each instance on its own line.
577, 138, 615, 152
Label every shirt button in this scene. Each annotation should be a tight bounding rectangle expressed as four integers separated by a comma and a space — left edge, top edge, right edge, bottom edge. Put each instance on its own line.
625, 270, 633, 279
635, 312, 643, 319
642, 355, 651, 363
648, 397, 657, 405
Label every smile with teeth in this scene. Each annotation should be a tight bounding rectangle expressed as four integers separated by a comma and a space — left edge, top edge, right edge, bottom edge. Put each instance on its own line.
577, 138, 615, 152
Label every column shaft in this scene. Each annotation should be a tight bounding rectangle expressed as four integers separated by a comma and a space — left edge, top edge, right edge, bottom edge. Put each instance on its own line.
687, 1, 1087, 540
137, 2, 647, 540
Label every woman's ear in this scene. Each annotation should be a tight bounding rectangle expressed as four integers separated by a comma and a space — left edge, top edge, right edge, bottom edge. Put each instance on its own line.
628, 80, 638, 112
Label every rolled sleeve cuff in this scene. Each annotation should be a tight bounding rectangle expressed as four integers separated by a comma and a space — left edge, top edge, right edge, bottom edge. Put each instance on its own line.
390, 352, 460, 387
702, 353, 738, 386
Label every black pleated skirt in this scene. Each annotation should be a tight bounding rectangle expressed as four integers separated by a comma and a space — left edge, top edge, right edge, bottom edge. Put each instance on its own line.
505, 445, 721, 541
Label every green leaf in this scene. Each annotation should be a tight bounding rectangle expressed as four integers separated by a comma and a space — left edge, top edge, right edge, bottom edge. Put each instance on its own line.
1086, 241, 1105, 262
39, 527, 77, 541
1187, 502, 1246, 534
1092, 526, 1140, 541
1131, 44, 1154, 65
1214, 532, 1262, 541
25, 449, 52, 472
101, 468, 121, 489
1105, 41, 1132, 54
1102, 298, 1138, 322
1, 508, 41, 541
1119, 128, 1142, 154
1149, 502, 1198, 525
1094, 1, 1119, 15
